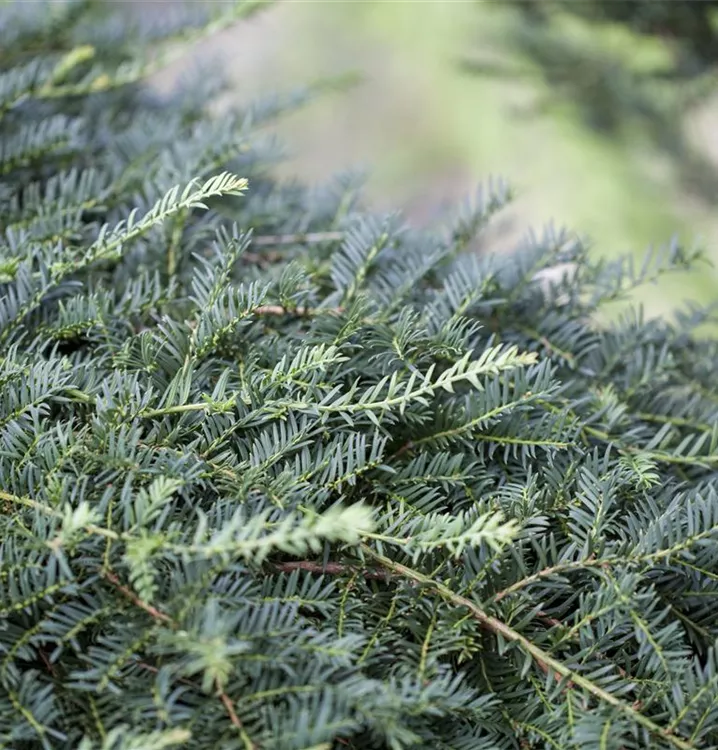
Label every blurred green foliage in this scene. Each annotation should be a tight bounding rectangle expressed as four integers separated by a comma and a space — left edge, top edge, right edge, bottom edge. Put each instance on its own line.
549, 0, 718, 66
465, 1, 718, 203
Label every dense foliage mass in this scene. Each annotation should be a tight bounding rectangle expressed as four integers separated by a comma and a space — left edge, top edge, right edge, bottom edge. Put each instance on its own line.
2, 2, 718, 749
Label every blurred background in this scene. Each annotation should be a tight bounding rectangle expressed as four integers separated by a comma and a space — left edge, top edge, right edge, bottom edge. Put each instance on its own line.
131, 0, 718, 319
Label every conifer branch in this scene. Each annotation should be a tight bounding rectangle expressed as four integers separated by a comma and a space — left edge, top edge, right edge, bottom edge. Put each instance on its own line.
3, 3, 718, 746
28, 2, 269, 103
271, 560, 387, 579
218, 685, 256, 750
361, 545, 698, 750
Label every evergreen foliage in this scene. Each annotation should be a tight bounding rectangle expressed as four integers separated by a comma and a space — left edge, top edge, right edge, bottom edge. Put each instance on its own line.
2, 2, 718, 749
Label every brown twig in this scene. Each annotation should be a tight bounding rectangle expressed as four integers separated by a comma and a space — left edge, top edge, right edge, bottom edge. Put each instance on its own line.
218, 682, 257, 750
254, 304, 344, 317
536, 611, 563, 629
135, 660, 196, 688
254, 305, 310, 317
250, 231, 344, 247
219, 687, 242, 727
38, 646, 57, 678
102, 570, 173, 624
272, 560, 387, 580
103, 569, 255, 747
391, 440, 415, 459
240, 251, 283, 268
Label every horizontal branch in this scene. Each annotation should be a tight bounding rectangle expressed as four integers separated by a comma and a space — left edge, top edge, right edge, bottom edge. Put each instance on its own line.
250, 231, 344, 247
271, 560, 387, 579
492, 557, 604, 602
186, 305, 343, 321
240, 251, 283, 268
254, 304, 343, 317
